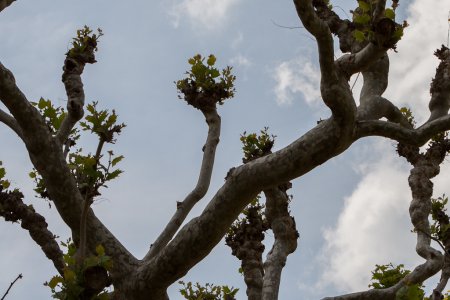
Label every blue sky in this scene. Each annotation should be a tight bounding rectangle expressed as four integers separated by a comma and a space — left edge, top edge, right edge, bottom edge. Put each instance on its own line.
1, 0, 450, 299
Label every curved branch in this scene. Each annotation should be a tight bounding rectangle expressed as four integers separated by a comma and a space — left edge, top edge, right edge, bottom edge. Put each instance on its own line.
262, 185, 298, 300
293, 0, 356, 122
145, 107, 221, 260
355, 115, 450, 145
136, 118, 355, 294
336, 43, 387, 78
56, 48, 96, 145
0, 108, 24, 140
0, 189, 65, 275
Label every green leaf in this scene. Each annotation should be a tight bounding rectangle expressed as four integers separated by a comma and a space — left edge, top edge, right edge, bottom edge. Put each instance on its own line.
47, 276, 63, 289
106, 169, 123, 181
207, 55, 216, 66
384, 8, 395, 20
111, 155, 124, 167
393, 27, 404, 40
96, 244, 105, 256
63, 268, 76, 282
353, 29, 366, 42
354, 14, 371, 25
358, 0, 371, 13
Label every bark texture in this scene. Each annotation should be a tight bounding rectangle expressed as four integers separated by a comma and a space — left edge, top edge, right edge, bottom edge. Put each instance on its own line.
1, 0, 450, 299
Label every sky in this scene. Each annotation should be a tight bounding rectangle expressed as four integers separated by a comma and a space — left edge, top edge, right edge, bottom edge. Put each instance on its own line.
1, 0, 450, 299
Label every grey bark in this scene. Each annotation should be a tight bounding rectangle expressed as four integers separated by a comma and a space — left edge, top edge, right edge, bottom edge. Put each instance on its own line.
1, 0, 450, 298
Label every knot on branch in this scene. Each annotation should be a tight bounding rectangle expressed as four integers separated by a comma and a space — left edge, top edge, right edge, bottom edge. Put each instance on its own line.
225, 203, 269, 262
0, 187, 25, 222
431, 46, 450, 95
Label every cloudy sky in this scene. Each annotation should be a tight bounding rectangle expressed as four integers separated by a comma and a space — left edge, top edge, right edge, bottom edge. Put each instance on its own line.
1, 0, 450, 299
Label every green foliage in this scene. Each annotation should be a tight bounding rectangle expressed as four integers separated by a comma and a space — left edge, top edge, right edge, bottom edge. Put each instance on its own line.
31, 98, 71, 133
350, 0, 407, 48
68, 149, 123, 197
395, 284, 425, 300
369, 263, 425, 299
400, 107, 415, 127
29, 99, 125, 200
80, 102, 125, 143
176, 54, 236, 107
430, 195, 450, 242
0, 161, 11, 190
68, 26, 103, 58
240, 127, 275, 163
178, 281, 238, 300
369, 263, 411, 289
45, 239, 112, 300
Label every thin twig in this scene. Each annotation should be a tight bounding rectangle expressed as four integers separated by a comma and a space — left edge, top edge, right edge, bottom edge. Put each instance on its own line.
271, 19, 304, 30
1, 274, 23, 300
351, 72, 361, 91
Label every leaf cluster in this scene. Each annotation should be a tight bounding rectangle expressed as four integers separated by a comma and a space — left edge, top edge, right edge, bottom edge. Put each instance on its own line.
351, 0, 407, 49
369, 263, 425, 299
430, 195, 450, 243
369, 263, 411, 289
45, 240, 112, 300
80, 102, 125, 144
0, 161, 11, 190
31, 98, 72, 134
399, 107, 416, 128
176, 54, 236, 109
29, 100, 125, 201
68, 26, 103, 59
178, 281, 238, 300
240, 127, 275, 163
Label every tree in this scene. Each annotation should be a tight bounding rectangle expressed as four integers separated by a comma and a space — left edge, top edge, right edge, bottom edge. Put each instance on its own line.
1, 0, 450, 299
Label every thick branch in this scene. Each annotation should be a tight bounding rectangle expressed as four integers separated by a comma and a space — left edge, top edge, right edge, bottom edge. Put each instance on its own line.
0, 108, 23, 140
356, 115, 450, 145
0, 0, 15, 12
0, 189, 65, 274
336, 43, 387, 79
262, 185, 298, 300
145, 107, 221, 260
293, 0, 335, 82
134, 118, 355, 296
293, 0, 356, 122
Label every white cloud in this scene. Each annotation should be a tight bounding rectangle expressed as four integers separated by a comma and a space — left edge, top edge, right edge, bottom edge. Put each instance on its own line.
385, 0, 450, 124
316, 1, 450, 295
229, 54, 251, 68
318, 145, 419, 293
169, 0, 239, 31
272, 57, 321, 106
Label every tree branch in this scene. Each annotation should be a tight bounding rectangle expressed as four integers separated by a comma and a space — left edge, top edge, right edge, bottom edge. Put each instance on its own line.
427, 46, 450, 122
136, 118, 355, 294
0, 108, 23, 140
0, 274, 22, 300
355, 115, 450, 145
145, 107, 221, 260
0, 0, 15, 13
0, 188, 65, 275
56, 43, 97, 145
262, 185, 298, 300
293, 0, 356, 123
